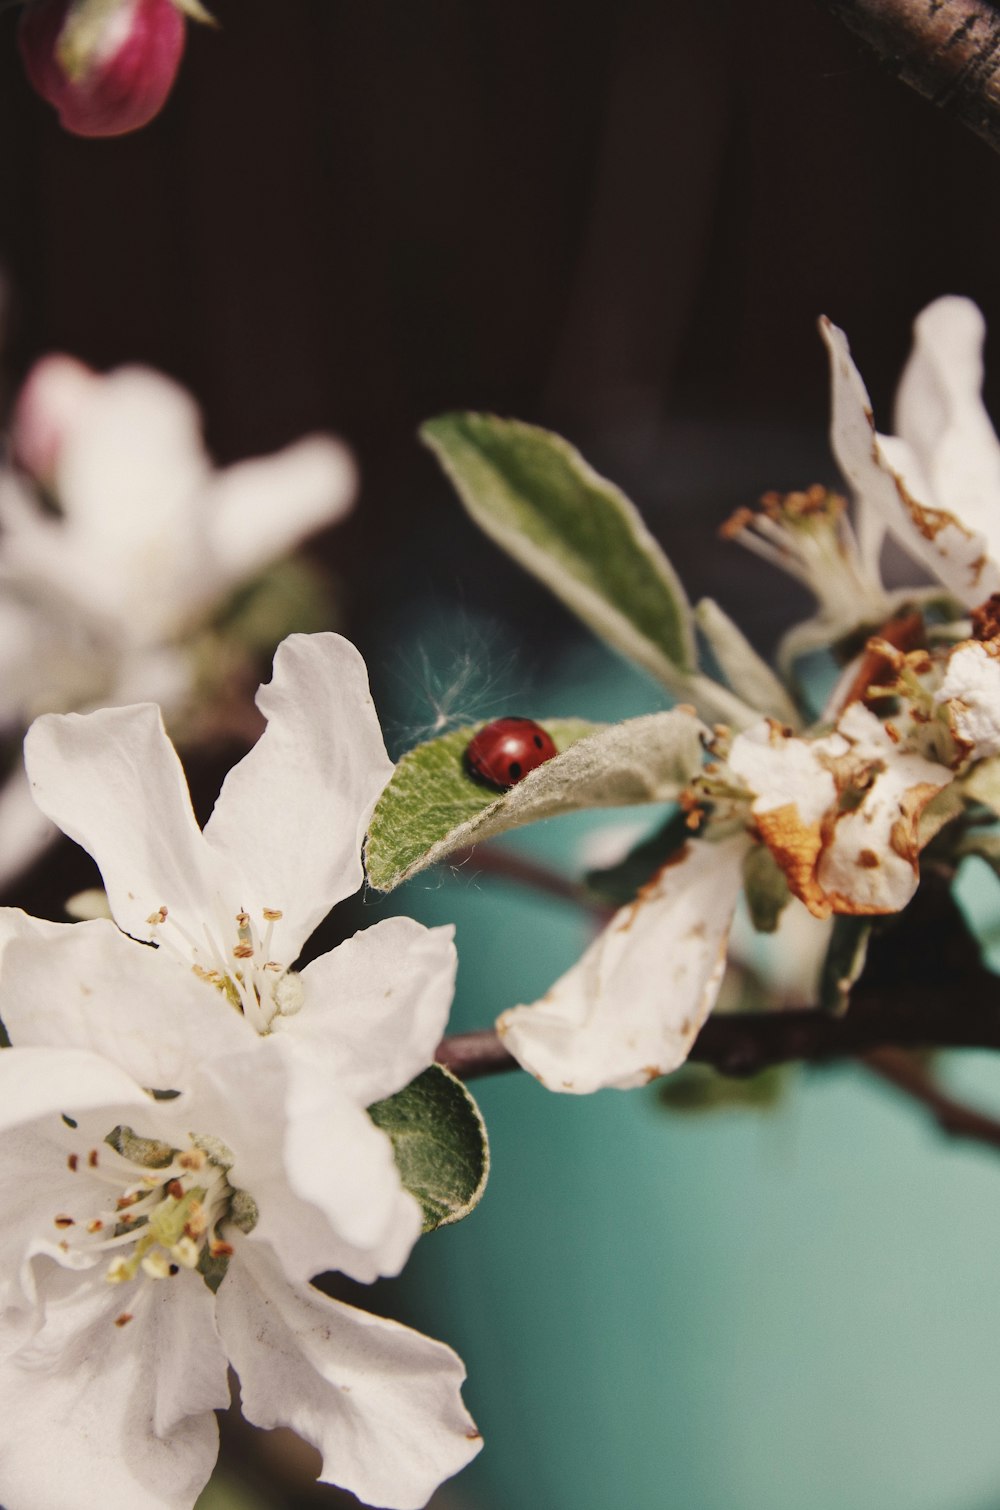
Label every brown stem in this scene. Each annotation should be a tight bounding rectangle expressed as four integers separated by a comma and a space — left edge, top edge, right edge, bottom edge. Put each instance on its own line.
435, 974, 1000, 1078
816, 0, 1000, 154
863, 1047, 1000, 1149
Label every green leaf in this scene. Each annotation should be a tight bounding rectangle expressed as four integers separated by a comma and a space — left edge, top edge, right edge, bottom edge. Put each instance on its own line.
657, 1062, 788, 1115
174, 0, 217, 21
963, 756, 1000, 819
366, 710, 705, 892
741, 843, 792, 935
422, 413, 697, 685
695, 598, 801, 727
368, 1065, 489, 1233
818, 915, 871, 1015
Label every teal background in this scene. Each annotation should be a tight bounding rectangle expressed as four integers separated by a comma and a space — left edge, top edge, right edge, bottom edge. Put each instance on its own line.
375, 631, 1000, 1510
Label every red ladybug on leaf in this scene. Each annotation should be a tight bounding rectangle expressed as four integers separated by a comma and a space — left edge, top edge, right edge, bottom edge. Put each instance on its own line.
464, 718, 557, 791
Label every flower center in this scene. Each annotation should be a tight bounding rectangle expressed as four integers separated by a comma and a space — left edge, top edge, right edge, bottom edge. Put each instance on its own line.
53, 1122, 258, 1327
721, 485, 886, 626
145, 904, 303, 1033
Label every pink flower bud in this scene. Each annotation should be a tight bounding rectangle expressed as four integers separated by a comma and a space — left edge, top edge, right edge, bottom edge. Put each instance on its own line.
11, 354, 97, 484
19, 0, 186, 138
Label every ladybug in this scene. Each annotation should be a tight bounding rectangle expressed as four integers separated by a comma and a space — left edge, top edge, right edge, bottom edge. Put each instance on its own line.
464, 717, 558, 790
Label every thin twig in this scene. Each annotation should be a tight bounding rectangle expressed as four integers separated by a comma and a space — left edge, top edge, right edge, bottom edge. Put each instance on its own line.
863, 1047, 1000, 1151
816, 0, 1000, 155
437, 973, 1000, 1081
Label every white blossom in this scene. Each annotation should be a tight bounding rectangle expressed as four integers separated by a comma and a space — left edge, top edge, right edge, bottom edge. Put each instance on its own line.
821, 295, 1000, 608
0, 357, 356, 886
0, 631, 481, 1506
500, 699, 955, 1094
0, 933, 479, 1510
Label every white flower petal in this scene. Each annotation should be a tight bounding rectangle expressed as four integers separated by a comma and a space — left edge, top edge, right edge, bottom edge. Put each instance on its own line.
0, 1044, 149, 1138
25, 702, 224, 946
894, 296, 1000, 561
0, 1263, 226, 1510
0, 918, 251, 1087
217, 1239, 481, 1510
11, 354, 98, 484
203, 435, 357, 589
729, 716, 842, 827
821, 314, 892, 583
55, 365, 207, 548
193, 1041, 421, 1285
204, 634, 394, 962
498, 834, 747, 1093
822, 309, 1000, 606
936, 640, 1000, 760
294, 918, 457, 1105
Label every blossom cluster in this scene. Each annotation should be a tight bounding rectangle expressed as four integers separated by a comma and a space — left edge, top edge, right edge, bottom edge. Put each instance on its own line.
0, 633, 481, 1508
5, 290, 1000, 1506
488, 296, 1000, 1090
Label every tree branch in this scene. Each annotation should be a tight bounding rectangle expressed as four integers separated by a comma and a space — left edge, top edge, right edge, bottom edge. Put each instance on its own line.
816, 0, 1000, 154
435, 974, 1000, 1079
863, 1047, 1000, 1150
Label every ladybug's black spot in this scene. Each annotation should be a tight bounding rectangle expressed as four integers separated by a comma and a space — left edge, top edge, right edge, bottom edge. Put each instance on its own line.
508, 761, 522, 779
533, 735, 544, 748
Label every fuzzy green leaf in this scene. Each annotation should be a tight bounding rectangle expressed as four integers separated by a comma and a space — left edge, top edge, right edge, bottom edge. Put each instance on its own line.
368, 1065, 489, 1233
366, 710, 705, 892
695, 598, 801, 726
422, 413, 697, 686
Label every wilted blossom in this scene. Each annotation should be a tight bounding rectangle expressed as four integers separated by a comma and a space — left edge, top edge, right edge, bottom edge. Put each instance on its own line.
0, 632, 481, 1508
19, 0, 206, 138
717, 296, 1000, 680
498, 623, 997, 1093
821, 294, 1000, 611
0, 354, 355, 885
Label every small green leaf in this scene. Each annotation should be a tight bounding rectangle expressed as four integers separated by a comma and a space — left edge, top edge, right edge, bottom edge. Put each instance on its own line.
366, 710, 705, 891
174, 0, 217, 21
422, 413, 697, 685
695, 598, 801, 727
368, 1065, 489, 1233
657, 1062, 788, 1115
742, 844, 792, 935
963, 757, 1000, 819
818, 915, 871, 1015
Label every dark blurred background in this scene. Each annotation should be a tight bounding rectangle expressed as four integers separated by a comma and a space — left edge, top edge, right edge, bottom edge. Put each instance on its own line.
3, 0, 1000, 651
7, 6, 1000, 1508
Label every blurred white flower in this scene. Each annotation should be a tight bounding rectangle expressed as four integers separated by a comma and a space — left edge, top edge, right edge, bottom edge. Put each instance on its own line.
0, 356, 356, 886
